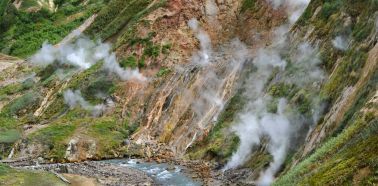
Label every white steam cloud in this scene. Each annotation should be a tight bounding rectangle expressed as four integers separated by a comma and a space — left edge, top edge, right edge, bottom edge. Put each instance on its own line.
31, 37, 145, 81
63, 89, 113, 117
223, 0, 325, 185
224, 39, 324, 185
179, 20, 248, 152
268, 0, 310, 24
188, 19, 212, 66
332, 36, 349, 51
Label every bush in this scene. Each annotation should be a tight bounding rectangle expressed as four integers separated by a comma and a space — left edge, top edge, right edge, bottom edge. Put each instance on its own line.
268, 83, 293, 98
0, 129, 21, 143
83, 76, 115, 103
352, 22, 374, 42
320, 1, 341, 20
1, 92, 41, 116
162, 43, 171, 54
240, 0, 256, 13
120, 55, 138, 69
144, 44, 160, 58
156, 67, 171, 77
322, 49, 368, 102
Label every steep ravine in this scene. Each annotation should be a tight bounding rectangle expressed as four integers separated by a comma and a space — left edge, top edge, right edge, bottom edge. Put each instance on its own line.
0, 0, 377, 185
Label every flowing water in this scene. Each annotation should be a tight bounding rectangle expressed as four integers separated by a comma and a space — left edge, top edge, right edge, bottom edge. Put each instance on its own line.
105, 159, 202, 186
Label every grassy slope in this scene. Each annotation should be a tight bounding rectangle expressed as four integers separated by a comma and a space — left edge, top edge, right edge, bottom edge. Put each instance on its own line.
0, 164, 66, 186
274, 0, 378, 184
0, 0, 102, 57
275, 72, 378, 185
187, 0, 378, 184
0, 0, 169, 161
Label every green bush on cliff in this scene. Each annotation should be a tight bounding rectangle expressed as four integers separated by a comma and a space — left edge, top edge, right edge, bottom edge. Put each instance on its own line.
322, 49, 368, 101
120, 55, 138, 69
1, 91, 41, 117
352, 21, 374, 42
240, 0, 256, 13
320, 0, 341, 20
156, 67, 171, 77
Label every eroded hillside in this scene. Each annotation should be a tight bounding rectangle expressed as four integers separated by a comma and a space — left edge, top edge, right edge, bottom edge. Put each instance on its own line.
0, 0, 377, 185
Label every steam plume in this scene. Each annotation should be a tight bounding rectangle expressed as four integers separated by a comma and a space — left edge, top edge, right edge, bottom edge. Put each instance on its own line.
332, 36, 349, 51
31, 37, 145, 81
63, 89, 108, 116
223, 0, 326, 185
188, 19, 212, 66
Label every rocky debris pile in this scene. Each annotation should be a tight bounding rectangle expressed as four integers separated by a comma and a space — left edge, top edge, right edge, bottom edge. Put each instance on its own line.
18, 161, 154, 186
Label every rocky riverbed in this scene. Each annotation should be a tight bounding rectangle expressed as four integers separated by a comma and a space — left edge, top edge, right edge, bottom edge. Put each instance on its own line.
1, 157, 257, 185
18, 161, 154, 186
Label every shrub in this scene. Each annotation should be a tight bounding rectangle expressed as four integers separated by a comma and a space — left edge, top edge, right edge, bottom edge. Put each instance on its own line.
240, 0, 256, 13
268, 83, 292, 98
144, 44, 160, 58
161, 43, 171, 54
120, 55, 138, 69
156, 67, 171, 77
352, 22, 374, 42
0, 129, 21, 143
1, 92, 41, 117
320, 1, 341, 20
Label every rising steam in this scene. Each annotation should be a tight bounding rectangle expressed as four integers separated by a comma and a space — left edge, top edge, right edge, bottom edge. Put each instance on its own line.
31, 37, 145, 81
63, 89, 114, 117
332, 36, 349, 51
188, 19, 212, 66
223, 0, 326, 185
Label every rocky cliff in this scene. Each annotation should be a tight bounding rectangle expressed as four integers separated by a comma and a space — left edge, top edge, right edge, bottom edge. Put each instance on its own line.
0, 0, 377, 185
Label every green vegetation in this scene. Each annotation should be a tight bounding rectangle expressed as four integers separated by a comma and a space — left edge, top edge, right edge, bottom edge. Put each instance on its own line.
86, 0, 167, 40
0, 81, 32, 97
0, 0, 10, 17
240, 0, 256, 13
320, 0, 341, 20
87, 117, 129, 157
322, 48, 368, 101
0, 0, 101, 57
275, 72, 378, 185
120, 55, 138, 69
1, 91, 41, 117
275, 116, 378, 185
28, 121, 77, 160
41, 62, 112, 119
332, 72, 377, 137
118, 31, 171, 69
352, 21, 374, 42
27, 113, 134, 160
268, 83, 293, 98
156, 67, 172, 77
0, 129, 21, 143
187, 93, 245, 163
0, 164, 66, 186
